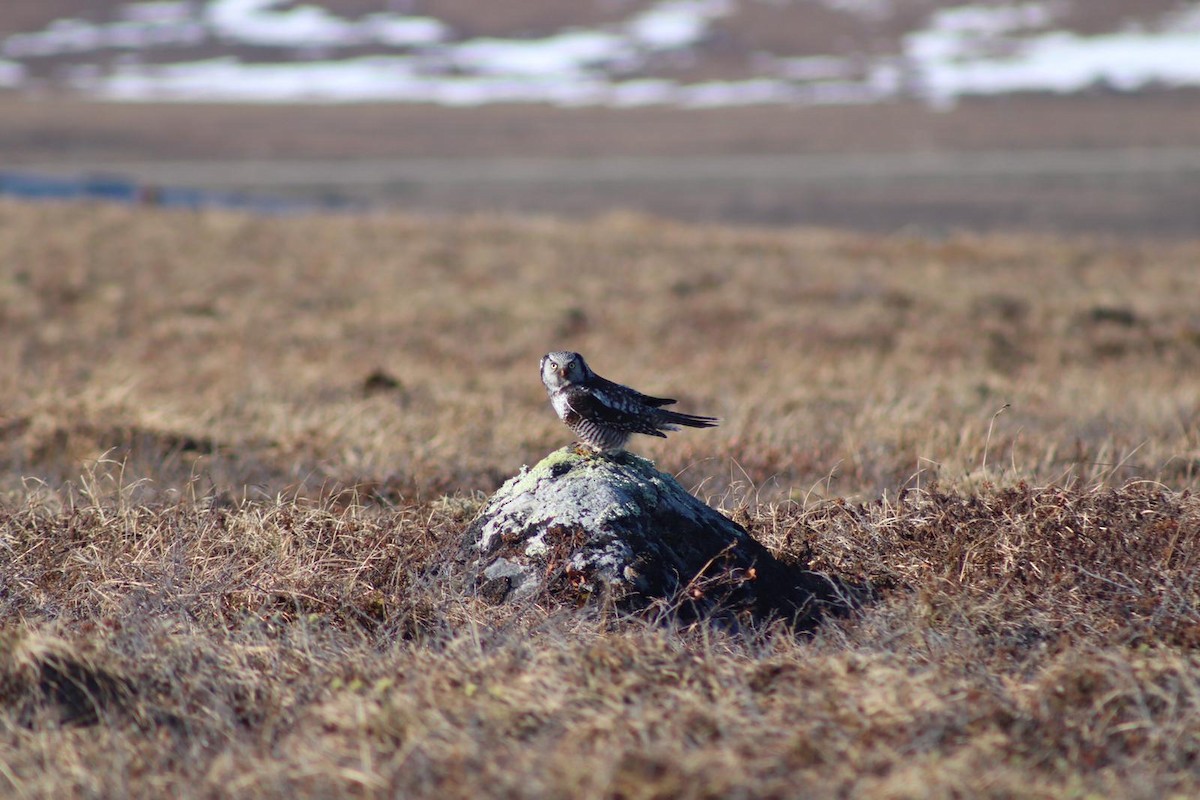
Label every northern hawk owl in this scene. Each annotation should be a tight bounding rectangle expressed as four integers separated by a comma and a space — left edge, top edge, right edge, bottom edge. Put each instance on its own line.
540, 351, 718, 453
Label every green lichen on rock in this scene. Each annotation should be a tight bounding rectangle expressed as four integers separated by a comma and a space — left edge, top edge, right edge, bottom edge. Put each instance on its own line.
476, 448, 704, 553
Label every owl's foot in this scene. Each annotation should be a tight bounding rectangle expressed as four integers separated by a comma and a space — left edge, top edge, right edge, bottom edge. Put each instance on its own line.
571, 442, 623, 459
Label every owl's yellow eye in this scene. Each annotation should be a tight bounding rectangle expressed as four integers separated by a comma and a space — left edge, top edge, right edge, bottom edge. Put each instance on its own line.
565, 361, 575, 371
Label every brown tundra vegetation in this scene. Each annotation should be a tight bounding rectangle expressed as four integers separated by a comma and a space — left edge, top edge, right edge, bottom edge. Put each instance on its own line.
1, 200, 1199, 798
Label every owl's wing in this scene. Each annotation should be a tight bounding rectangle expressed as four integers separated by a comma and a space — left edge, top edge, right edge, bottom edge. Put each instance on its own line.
592, 375, 676, 408
567, 386, 668, 438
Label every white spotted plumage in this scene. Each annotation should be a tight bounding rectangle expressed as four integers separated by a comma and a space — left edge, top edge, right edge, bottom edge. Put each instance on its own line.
539, 351, 718, 453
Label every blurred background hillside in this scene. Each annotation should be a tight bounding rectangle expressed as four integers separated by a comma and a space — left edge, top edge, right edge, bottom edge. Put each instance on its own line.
3, 0, 1199, 233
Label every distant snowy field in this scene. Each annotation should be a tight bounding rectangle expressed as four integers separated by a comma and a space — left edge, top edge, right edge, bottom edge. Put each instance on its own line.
2, 0, 1200, 107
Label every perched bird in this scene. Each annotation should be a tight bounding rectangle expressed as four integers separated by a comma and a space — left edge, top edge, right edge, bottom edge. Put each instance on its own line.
540, 351, 718, 454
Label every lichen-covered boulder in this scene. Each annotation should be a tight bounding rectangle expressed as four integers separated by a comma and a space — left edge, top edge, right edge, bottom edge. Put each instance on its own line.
462, 447, 847, 628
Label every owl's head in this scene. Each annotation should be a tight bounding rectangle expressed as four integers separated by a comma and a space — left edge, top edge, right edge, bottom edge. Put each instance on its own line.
541, 351, 590, 390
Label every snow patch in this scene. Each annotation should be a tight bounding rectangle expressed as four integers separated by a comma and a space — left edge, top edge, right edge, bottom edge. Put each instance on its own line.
2, 10, 205, 58
916, 29, 1200, 107
450, 31, 632, 78
6, 0, 1200, 108
906, 3, 1200, 107
206, 0, 446, 48
629, 0, 731, 50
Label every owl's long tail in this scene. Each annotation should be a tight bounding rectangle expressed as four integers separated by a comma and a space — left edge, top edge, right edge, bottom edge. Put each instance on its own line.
656, 409, 719, 430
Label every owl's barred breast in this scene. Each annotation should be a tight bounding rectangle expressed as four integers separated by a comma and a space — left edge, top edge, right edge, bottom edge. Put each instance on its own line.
550, 387, 630, 452
574, 420, 631, 452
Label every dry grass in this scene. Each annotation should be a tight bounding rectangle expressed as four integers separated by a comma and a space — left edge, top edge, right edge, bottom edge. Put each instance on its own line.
3, 200, 1198, 502
2, 200, 1200, 797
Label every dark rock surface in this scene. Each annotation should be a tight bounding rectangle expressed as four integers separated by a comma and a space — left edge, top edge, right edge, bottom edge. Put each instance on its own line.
462, 447, 850, 628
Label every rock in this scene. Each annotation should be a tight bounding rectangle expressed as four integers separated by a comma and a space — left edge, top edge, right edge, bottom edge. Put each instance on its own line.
462, 447, 849, 628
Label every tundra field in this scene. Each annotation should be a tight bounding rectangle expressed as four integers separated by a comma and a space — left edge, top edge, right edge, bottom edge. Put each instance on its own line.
5, 95, 1200, 236
2, 200, 1200, 798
